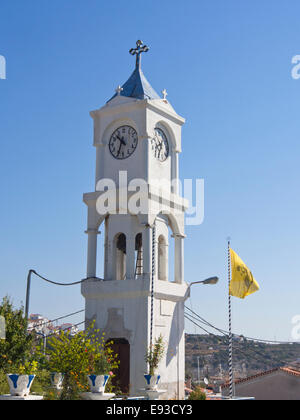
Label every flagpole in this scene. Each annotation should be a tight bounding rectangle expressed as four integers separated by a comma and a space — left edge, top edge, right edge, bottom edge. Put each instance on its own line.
227, 238, 234, 399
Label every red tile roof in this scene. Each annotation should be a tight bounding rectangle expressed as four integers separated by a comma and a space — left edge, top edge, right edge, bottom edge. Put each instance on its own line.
280, 367, 300, 377
222, 366, 300, 389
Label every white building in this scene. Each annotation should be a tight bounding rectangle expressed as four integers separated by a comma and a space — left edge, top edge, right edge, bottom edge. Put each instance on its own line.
81, 41, 189, 399
221, 367, 300, 400
28, 314, 52, 335
58, 323, 79, 336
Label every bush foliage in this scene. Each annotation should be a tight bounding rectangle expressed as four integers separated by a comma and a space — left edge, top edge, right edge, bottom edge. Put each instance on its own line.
0, 297, 120, 399
188, 387, 206, 400
0, 297, 33, 371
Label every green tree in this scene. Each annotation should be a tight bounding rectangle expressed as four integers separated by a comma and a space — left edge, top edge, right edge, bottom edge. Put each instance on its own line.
0, 296, 33, 371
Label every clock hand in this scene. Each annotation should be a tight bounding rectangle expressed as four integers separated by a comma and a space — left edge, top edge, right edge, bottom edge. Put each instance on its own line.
157, 142, 163, 158
117, 135, 127, 146
117, 141, 123, 157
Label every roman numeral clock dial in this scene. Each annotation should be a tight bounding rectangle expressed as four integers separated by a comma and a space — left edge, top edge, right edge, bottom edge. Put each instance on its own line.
109, 126, 138, 160
151, 127, 169, 162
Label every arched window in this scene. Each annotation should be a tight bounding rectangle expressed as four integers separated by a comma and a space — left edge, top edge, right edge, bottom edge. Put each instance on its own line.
135, 233, 143, 278
158, 235, 168, 281
114, 233, 126, 280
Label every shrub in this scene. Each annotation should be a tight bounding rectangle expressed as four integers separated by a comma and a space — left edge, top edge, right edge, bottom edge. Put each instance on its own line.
0, 297, 33, 371
188, 387, 207, 400
38, 321, 119, 400
145, 335, 165, 375
12, 360, 38, 375
0, 370, 9, 395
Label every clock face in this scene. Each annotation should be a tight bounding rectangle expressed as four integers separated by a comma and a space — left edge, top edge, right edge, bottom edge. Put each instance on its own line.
151, 128, 169, 162
109, 126, 138, 160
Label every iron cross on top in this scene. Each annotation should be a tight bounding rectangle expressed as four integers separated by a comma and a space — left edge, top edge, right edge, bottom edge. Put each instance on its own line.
129, 40, 149, 69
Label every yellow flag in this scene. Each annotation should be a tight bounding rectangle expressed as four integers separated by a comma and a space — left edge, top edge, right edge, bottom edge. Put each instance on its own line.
229, 249, 260, 299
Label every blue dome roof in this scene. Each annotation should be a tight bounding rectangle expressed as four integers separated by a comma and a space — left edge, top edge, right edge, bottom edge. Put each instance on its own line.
108, 40, 160, 102
108, 66, 160, 102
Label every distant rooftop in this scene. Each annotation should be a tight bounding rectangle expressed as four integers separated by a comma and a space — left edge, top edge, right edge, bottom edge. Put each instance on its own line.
222, 366, 300, 389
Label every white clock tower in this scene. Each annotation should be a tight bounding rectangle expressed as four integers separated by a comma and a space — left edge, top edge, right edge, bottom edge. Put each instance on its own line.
81, 41, 189, 399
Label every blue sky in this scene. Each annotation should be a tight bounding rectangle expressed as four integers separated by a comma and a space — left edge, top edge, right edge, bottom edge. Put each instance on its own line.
0, 0, 299, 341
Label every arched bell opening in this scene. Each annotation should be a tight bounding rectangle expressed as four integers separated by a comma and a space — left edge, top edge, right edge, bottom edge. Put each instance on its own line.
114, 233, 127, 280
155, 212, 184, 284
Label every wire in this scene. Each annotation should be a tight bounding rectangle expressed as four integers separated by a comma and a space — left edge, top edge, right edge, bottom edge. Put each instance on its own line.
184, 314, 285, 369
27, 309, 85, 330
33, 320, 86, 340
185, 305, 299, 345
28, 271, 299, 345
31, 270, 103, 286
184, 309, 296, 366
185, 306, 228, 336
184, 308, 299, 369
185, 314, 214, 336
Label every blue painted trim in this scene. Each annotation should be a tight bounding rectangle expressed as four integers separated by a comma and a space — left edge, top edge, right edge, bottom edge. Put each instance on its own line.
8, 374, 19, 389
88, 375, 97, 387
144, 374, 152, 385
103, 375, 109, 387
27, 375, 35, 389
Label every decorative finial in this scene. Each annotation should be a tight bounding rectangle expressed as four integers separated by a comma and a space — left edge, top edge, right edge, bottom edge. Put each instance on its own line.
115, 85, 123, 96
162, 89, 168, 101
129, 40, 149, 69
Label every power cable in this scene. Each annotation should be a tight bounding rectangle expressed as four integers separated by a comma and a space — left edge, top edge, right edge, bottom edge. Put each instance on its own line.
25, 269, 102, 319
185, 312, 279, 366
185, 314, 213, 336
184, 315, 278, 369
31, 270, 103, 286
185, 306, 227, 336
27, 309, 85, 330
33, 320, 86, 340
185, 305, 299, 345
184, 314, 291, 369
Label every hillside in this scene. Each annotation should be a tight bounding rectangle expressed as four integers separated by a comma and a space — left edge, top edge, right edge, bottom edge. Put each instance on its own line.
185, 334, 300, 380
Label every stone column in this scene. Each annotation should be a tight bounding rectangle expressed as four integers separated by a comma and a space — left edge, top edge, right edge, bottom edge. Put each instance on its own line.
173, 234, 185, 284
85, 229, 100, 278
